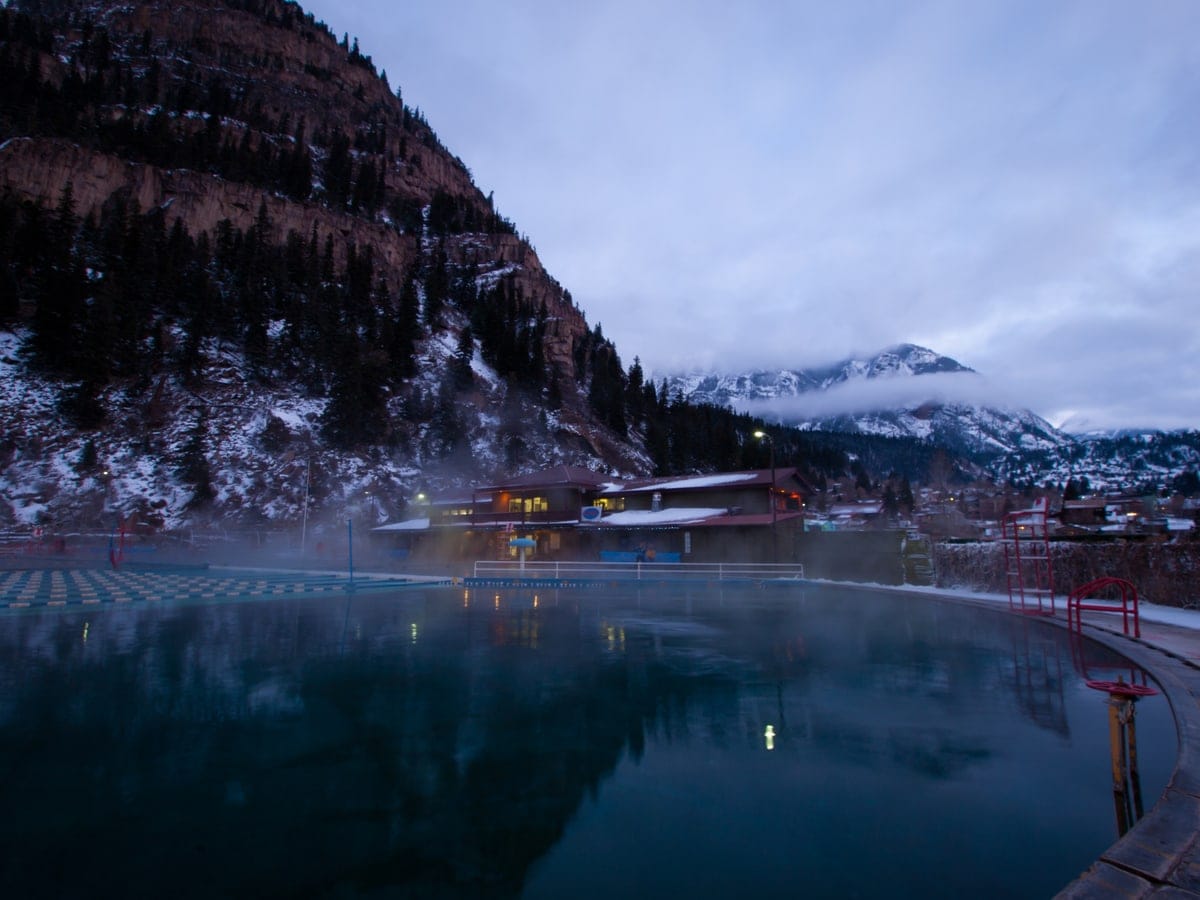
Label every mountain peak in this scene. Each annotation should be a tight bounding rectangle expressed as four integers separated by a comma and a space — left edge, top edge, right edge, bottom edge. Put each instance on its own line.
847, 344, 974, 379
665, 344, 1066, 458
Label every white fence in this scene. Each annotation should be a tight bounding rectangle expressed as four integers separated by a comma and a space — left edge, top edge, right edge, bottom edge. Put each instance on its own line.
471, 560, 805, 582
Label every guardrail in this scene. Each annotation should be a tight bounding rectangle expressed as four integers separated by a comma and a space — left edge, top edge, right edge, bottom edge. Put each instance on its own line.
470, 560, 805, 582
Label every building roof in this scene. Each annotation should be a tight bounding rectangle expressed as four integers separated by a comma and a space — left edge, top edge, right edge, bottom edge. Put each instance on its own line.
1063, 498, 1108, 510
472, 465, 612, 493
829, 502, 883, 517
427, 494, 483, 507
586, 508, 805, 529
373, 517, 431, 532
599, 468, 802, 495
587, 506, 728, 526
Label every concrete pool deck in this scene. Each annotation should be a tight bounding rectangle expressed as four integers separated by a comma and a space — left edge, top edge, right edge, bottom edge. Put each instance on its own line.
1052, 610, 1200, 899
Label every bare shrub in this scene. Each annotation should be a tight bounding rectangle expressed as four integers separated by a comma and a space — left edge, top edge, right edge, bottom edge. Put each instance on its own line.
932, 537, 1200, 609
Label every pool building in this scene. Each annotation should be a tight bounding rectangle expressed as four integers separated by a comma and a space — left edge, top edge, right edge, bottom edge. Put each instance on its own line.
373, 465, 810, 565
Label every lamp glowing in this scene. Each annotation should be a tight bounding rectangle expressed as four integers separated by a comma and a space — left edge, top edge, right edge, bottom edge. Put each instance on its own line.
754, 431, 777, 527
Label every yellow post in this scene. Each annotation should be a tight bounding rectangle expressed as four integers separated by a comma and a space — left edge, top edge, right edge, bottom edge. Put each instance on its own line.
1107, 695, 1129, 835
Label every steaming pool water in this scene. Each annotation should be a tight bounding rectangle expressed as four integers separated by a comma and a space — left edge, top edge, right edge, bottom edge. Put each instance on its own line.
0, 581, 1177, 898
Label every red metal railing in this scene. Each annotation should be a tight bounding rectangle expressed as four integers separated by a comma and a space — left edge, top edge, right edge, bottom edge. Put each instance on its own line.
1068, 576, 1141, 638
1002, 498, 1054, 616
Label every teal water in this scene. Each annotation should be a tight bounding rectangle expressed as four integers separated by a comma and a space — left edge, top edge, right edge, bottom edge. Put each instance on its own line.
0, 585, 1175, 898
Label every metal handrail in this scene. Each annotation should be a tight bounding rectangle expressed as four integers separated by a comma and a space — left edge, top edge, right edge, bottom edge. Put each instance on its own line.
1068, 576, 1141, 638
471, 560, 805, 581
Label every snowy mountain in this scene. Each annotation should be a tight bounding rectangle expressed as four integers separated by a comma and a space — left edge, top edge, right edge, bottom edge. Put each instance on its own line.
670, 344, 973, 406
667, 344, 1073, 459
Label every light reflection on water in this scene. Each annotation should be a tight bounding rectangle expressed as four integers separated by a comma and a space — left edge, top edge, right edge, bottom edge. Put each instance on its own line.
0, 585, 1176, 899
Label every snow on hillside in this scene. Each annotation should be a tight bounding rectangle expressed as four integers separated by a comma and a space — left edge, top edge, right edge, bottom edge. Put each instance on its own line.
0, 322, 527, 532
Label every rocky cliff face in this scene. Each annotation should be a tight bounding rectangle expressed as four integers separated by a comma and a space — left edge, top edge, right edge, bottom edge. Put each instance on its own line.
0, 134, 585, 374
0, 136, 418, 268
0, 0, 644, 531
1, 0, 590, 373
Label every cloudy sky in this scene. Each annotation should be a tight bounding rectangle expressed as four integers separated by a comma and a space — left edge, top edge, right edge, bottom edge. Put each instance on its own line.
302, 0, 1200, 432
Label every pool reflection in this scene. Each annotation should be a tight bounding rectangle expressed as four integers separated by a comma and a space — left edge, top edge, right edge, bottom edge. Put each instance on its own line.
0, 585, 1176, 899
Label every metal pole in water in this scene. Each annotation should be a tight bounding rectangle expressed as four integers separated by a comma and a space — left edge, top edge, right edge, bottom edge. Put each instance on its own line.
1107, 694, 1128, 827
347, 518, 354, 589
300, 458, 310, 556
1127, 702, 1144, 819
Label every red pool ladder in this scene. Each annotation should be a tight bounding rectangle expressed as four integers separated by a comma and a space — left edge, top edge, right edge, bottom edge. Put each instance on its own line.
1064, 578, 1155, 839
1002, 497, 1054, 616
1068, 576, 1141, 639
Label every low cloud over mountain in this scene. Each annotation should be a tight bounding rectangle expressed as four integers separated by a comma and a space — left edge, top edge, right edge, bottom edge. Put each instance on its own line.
667, 344, 1071, 458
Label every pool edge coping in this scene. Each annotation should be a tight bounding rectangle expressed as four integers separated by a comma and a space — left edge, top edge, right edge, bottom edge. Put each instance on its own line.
821, 580, 1200, 898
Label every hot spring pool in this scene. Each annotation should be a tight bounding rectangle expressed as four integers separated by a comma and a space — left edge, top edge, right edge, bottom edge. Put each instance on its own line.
0, 582, 1176, 898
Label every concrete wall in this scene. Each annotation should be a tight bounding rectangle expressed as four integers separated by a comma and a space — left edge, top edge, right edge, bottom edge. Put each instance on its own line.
795, 530, 908, 585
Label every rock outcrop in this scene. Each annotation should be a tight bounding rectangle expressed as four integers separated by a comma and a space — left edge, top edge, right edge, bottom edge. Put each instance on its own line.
1, 0, 594, 395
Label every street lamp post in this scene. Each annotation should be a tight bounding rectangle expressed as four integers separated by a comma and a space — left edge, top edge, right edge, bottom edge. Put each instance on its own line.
300, 458, 310, 556
754, 430, 776, 526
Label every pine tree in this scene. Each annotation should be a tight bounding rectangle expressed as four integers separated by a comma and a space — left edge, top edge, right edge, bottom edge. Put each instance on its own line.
322, 336, 390, 448
587, 339, 627, 437
324, 131, 353, 208
351, 157, 378, 215
386, 268, 420, 378
30, 187, 88, 375
545, 369, 563, 411
58, 380, 106, 429
499, 389, 527, 471
882, 483, 899, 520
423, 240, 448, 330
452, 325, 474, 390
625, 356, 645, 429
178, 417, 215, 509
427, 376, 468, 461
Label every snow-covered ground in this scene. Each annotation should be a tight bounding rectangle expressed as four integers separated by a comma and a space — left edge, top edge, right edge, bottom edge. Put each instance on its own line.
844, 579, 1200, 631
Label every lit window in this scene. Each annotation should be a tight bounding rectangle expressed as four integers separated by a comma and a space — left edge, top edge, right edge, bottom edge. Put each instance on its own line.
511, 496, 549, 513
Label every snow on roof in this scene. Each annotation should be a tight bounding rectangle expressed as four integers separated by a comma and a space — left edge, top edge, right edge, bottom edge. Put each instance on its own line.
475, 465, 610, 492
830, 502, 883, 516
428, 494, 483, 506
590, 507, 727, 526
601, 473, 758, 494
1167, 518, 1196, 531
373, 518, 430, 532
